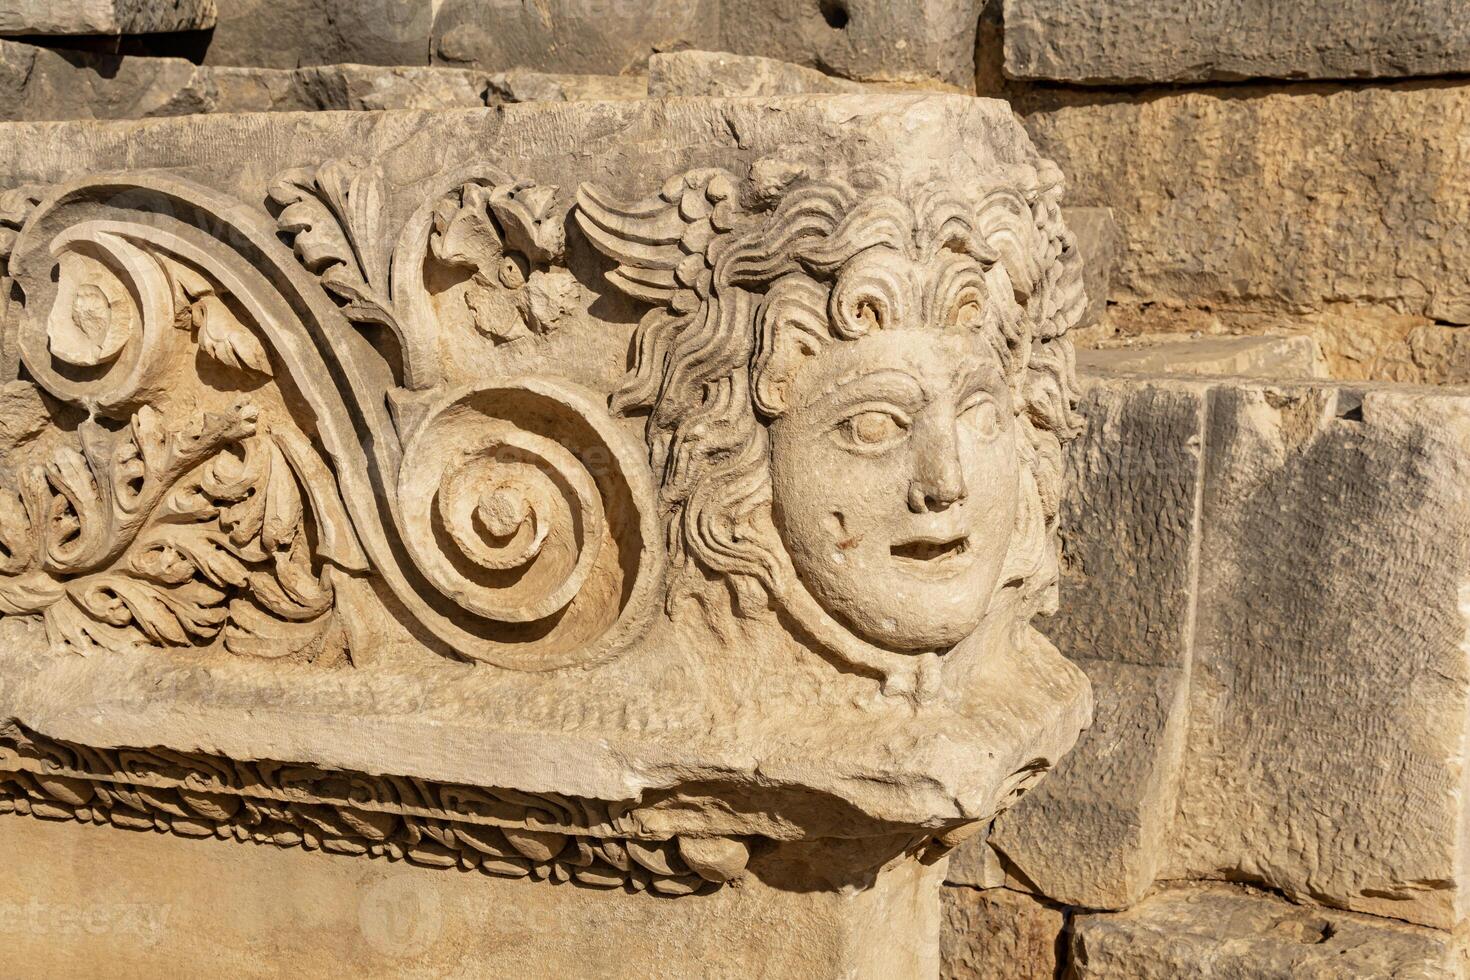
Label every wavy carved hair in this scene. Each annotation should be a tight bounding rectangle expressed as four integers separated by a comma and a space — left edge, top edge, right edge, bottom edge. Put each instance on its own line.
605, 164, 1086, 614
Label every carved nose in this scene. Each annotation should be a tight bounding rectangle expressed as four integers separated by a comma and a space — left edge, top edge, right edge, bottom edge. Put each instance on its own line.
907, 418, 967, 513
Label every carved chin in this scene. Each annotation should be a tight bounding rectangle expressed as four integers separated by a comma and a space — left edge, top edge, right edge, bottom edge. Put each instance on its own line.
780, 546, 992, 653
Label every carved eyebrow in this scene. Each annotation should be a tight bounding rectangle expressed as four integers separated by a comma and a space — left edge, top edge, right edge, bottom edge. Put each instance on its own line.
822, 368, 927, 407
955, 354, 1006, 397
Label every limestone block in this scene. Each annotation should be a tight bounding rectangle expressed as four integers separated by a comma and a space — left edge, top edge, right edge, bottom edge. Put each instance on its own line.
1019, 84, 1470, 323
1077, 336, 1329, 380
1064, 206, 1116, 330
0, 0, 215, 35
987, 375, 1205, 909
0, 813, 942, 978
0, 95, 1092, 972
715, 0, 983, 88
648, 51, 865, 98
1005, 0, 1470, 84
941, 887, 1065, 980
432, 0, 716, 75
203, 0, 430, 68
1070, 884, 1470, 979
1169, 382, 1470, 930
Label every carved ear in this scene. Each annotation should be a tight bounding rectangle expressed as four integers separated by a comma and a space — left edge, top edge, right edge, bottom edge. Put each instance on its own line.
752, 275, 829, 418
574, 169, 741, 311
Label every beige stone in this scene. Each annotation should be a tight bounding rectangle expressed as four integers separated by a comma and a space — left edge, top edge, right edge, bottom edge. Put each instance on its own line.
0, 811, 941, 979
648, 50, 865, 98
0, 40, 503, 120
203, 0, 430, 69
1077, 335, 1328, 379
941, 886, 1065, 980
0, 0, 215, 35
0, 95, 1091, 973
715, 0, 982, 88
1070, 884, 1470, 979
1065, 206, 1116, 331
1004, 0, 1470, 84
1166, 381, 1470, 930
1018, 84, 1470, 324
989, 375, 1207, 909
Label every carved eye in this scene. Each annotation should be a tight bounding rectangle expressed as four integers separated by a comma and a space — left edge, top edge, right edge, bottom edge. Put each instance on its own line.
837, 409, 909, 452
960, 394, 1002, 442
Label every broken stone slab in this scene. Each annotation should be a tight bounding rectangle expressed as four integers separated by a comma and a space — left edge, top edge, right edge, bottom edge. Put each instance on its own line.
1064, 206, 1116, 330
0, 41, 501, 120
985, 375, 1207, 909
1077, 335, 1329, 379
0, 0, 215, 35
941, 887, 1066, 980
0, 40, 649, 121
1165, 381, 1470, 930
0, 95, 1092, 972
1004, 0, 1470, 84
648, 50, 865, 98
1070, 884, 1469, 978
1018, 83, 1470, 323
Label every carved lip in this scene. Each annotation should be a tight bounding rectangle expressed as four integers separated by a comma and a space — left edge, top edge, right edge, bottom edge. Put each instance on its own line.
889, 534, 972, 575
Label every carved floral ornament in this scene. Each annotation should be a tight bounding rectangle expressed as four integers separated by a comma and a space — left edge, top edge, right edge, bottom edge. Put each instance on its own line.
0, 157, 1083, 697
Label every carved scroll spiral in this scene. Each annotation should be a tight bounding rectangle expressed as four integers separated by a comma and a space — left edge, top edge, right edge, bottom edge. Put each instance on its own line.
2, 171, 662, 669
393, 378, 663, 665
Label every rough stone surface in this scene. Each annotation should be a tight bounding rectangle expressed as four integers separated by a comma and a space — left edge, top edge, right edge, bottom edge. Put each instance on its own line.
432, 0, 714, 75
1167, 382, 1470, 930
715, 0, 982, 88
1004, 0, 1470, 84
0, 41, 500, 120
648, 50, 865, 98
203, 0, 430, 69
1064, 206, 1116, 330
0, 814, 942, 978
1077, 336, 1328, 380
0, 41, 652, 121
0, 96, 1092, 972
1071, 884, 1470, 978
991, 375, 1206, 909
0, 0, 215, 35
941, 886, 1065, 980
1019, 84, 1470, 324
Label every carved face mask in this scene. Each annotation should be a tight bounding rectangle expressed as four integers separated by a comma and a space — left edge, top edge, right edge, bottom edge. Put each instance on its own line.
762, 250, 1022, 652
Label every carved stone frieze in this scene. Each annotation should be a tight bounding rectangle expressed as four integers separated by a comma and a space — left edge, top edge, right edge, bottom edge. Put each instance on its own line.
0, 98, 1094, 909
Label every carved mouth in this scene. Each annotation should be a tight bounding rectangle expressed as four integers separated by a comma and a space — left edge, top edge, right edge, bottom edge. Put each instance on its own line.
890, 535, 970, 566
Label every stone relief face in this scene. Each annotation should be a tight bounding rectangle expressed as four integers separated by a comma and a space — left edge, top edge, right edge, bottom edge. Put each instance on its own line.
767, 326, 1020, 651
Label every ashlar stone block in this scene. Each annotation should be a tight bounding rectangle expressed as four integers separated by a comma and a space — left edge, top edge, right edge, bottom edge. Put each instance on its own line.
1167, 382, 1470, 931
987, 374, 1207, 909
941, 886, 1066, 980
1071, 884, 1470, 979
1005, 0, 1470, 85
